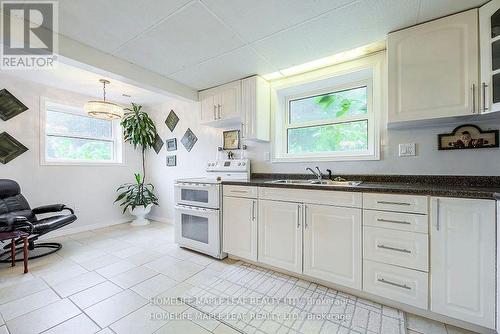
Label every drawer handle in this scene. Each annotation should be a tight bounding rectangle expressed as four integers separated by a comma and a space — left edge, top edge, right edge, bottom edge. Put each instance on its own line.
377, 201, 411, 206
377, 244, 411, 254
377, 278, 412, 290
377, 218, 411, 225
229, 190, 248, 194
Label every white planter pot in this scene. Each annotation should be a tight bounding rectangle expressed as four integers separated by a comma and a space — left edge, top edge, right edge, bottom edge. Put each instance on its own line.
129, 204, 153, 226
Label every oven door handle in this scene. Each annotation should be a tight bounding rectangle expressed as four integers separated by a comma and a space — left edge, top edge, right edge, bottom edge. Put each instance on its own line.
175, 183, 217, 188
175, 205, 219, 213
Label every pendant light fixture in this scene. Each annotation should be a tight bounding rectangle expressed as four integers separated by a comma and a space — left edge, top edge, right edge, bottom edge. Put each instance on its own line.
84, 79, 123, 120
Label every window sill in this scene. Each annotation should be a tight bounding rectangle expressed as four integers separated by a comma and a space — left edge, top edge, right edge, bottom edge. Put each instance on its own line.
271, 154, 380, 163
40, 160, 125, 167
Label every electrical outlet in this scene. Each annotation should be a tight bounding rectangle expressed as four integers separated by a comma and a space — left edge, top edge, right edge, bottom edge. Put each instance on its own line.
399, 143, 416, 157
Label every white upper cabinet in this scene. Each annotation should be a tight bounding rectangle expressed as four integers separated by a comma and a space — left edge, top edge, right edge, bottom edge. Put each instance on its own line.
430, 197, 496, 329
258, 200, 302, 274
199, 81, 241, 127
241, 76, 271, 142
303, 204, 362, 289
388, 9, 479, 123
480, 0, 500, 113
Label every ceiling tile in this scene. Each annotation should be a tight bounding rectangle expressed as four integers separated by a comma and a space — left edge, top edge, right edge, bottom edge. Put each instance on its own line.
201, 0, 357, 43
251, 0, 420, 70
418, 0, 488, 23
168, 46, 276, 90
114, 1, 245, 76
56, 0, 192, 53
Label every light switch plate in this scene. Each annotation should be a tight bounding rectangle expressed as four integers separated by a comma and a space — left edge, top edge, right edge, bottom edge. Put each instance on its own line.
399, 143, 416, 157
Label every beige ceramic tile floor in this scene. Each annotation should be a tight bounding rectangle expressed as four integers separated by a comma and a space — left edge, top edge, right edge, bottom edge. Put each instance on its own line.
0, 222, 477, 334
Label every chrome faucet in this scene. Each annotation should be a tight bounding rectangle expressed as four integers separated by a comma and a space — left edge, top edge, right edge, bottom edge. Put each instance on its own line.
306, 167, 323, 181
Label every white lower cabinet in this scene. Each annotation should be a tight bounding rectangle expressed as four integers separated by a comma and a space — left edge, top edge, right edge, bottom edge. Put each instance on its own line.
303, 204, 362, 289
222, 196, 257, 262
363, 260, 428, 309
430, 197, 496, 329
258, 200, 302, 274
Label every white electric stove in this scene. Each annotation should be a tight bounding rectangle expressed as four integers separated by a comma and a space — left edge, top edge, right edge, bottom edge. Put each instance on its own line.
174, 159, 250, 259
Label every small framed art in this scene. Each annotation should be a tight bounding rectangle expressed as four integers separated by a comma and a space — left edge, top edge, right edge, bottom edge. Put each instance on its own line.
223, 130, 240, 150
166, 155, 177, 167
166, 138, 177, 151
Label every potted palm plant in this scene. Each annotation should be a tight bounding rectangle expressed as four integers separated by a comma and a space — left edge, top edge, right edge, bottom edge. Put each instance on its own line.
115, 103, 159, 226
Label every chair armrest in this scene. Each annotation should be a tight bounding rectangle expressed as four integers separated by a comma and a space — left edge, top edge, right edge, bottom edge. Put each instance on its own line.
0, 215, 34, 233
32, 204, 74, 215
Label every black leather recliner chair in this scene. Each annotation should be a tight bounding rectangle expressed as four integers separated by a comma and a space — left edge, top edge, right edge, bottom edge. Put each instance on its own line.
0, 179, 77, 260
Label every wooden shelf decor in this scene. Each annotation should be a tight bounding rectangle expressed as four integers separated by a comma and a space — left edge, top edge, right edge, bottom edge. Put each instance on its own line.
438, 124, 499, 150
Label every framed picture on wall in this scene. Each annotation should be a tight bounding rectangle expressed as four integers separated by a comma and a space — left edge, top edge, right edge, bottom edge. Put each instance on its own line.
166, 155, 177, 167
223, 130, 240, 150
166, 138, 177, 151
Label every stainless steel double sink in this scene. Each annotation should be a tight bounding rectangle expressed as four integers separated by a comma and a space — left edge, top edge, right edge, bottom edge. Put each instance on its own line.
265, 179, 363, 187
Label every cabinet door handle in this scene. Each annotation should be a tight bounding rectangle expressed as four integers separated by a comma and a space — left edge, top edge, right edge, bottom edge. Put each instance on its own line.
377, 244, 411, 254
482, 82, 489, 113
472, 83, 476, 114
377, 201, 411, 206
218, 104, 221, 119
252, 201, 256, 221
213, 105, 217, 120
297, 205, 301, 228
435, 198, 440, 231
377, 278, 411, 290
377, 218, 411, 225
304, 205, 308, 229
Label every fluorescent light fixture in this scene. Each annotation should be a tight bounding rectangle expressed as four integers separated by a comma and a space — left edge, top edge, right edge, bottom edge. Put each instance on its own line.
262, 41, 386, 81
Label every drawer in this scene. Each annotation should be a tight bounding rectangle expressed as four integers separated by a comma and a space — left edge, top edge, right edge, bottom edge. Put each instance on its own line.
363, 193, 428, 214
363, 210, 428, 234
364, 226, 428, 271
259, 187, 362, 208
363, 260, 428, 309
223, 185, 258, 198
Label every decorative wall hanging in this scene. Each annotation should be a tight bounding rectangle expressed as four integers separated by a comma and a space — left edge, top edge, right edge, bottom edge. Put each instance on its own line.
0, 89, 28, 121
166, 138, 177, 151
181, 128, 197, 152
223, 130, 241, 150
166, 155, 177, 167
153, 134, 164, 154
438, 124, 499, 150
0, 132, 28, 164
165, 110, 179, 132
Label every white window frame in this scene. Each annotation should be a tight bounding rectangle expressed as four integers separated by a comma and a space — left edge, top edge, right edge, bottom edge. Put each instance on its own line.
271, 53, 384, 162
40, 98, 124, 166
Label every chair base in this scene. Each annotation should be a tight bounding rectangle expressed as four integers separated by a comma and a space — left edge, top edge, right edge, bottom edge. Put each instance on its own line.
0, 242, 62, 262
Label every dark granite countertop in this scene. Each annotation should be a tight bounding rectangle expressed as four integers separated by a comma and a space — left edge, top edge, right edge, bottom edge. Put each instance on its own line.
222, 174, 500, 200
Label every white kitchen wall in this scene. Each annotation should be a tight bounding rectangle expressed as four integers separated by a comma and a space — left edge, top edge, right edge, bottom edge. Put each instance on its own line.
0, 73, 143, 234
145, 99, 222, 223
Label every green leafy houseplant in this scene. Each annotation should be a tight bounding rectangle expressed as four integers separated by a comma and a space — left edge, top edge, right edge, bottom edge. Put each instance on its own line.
115, 103, 159, 213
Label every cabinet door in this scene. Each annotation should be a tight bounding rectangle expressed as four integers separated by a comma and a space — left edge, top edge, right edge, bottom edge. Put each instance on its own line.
219, 81, 241, 120
303, 204, 362, 289
222, 196, 257, 261
388, 9, 479, 122
430, 197, 495, 329
200, 94, 216, 123
258, 200, 302, 273
241, 76, 270, 141
480, 0, 500, 113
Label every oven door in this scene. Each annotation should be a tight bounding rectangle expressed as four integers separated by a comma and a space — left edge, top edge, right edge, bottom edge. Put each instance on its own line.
174, 183, 219, 209
175, 205, 221, 258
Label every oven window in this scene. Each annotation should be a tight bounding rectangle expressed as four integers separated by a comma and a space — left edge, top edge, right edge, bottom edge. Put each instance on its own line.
181, 214, 209, 244
181, 189, 209, 203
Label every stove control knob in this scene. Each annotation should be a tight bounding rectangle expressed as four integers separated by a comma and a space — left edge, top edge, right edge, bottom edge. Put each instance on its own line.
238, 162, 242, 166
242, 162, 246, 166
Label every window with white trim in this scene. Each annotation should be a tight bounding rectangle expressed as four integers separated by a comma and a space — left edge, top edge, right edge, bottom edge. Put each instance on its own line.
41, 101, 123, 165
272, 54, 383, 162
